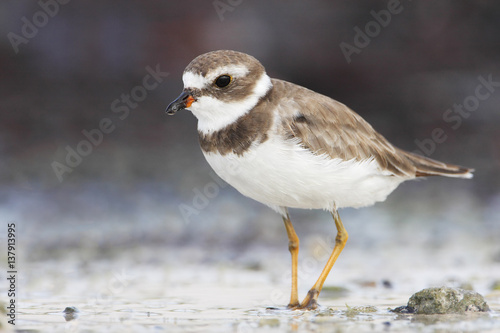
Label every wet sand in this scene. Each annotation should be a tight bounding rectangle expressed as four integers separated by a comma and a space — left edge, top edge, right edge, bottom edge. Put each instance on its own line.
14, 244, 500, 333
4, 183, 500, 332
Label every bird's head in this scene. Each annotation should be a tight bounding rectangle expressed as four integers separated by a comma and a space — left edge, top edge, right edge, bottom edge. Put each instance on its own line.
166, 50, 273, 134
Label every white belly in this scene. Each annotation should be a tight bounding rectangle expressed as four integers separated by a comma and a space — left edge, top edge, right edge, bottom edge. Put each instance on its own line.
203, 136, 407, 215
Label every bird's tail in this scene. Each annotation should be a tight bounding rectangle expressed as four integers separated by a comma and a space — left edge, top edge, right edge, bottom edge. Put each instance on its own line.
399, 149, 474, 179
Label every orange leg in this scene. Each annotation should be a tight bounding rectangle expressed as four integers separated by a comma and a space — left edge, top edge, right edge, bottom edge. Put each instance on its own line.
299, 209, 348, 309
282, 212, 300, 308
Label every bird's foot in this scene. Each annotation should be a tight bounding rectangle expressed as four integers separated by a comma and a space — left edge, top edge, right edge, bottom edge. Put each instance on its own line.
297, 289, 319, 310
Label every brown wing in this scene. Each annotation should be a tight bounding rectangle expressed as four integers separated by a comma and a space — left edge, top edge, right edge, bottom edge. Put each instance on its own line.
273, 79, 473, 178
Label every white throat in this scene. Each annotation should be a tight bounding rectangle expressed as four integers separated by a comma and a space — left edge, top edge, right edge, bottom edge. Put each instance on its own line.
185, 72, 272, 134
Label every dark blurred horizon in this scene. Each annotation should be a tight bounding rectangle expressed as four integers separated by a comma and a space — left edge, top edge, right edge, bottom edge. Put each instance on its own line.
1, 1, 499, 256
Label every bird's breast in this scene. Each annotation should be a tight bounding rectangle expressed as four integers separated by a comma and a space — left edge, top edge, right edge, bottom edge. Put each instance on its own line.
202, 134, 405, 213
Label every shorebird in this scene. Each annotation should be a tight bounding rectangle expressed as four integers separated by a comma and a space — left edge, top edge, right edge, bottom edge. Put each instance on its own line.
166, 50, 473, 309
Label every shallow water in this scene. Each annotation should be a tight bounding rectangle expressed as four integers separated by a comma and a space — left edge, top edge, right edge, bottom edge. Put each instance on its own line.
3, 182, 500, 332
11, 245, 500, 333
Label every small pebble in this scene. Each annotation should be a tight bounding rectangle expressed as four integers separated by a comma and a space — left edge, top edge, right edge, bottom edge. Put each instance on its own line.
63, 306, 80, 321
391, 305, 416, 314
382, 280, 393, 289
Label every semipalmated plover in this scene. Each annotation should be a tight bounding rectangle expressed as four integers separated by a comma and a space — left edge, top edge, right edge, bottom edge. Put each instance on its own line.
166, 50, 473, 310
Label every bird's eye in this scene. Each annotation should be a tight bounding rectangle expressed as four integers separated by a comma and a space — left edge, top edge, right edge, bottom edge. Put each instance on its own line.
214, 75, 232, 88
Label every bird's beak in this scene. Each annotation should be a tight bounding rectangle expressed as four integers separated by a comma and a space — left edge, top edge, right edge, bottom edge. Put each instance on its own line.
165, 91, 196, 115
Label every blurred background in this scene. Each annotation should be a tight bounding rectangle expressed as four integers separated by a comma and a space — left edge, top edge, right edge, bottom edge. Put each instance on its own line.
0, 1, 499, 296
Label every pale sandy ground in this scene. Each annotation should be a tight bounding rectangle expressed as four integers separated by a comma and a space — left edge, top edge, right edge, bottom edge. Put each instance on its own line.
13, 246, 500, 333
2, 179, 500, 332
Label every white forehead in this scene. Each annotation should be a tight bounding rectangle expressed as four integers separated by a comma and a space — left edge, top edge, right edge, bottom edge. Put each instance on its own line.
182, 64, 249, 89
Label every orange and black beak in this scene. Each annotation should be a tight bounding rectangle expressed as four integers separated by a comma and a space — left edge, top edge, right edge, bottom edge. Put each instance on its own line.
165, 91, 195, 115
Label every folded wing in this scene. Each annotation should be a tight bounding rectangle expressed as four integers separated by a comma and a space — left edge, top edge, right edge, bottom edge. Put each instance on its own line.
274, 79, 473, 179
